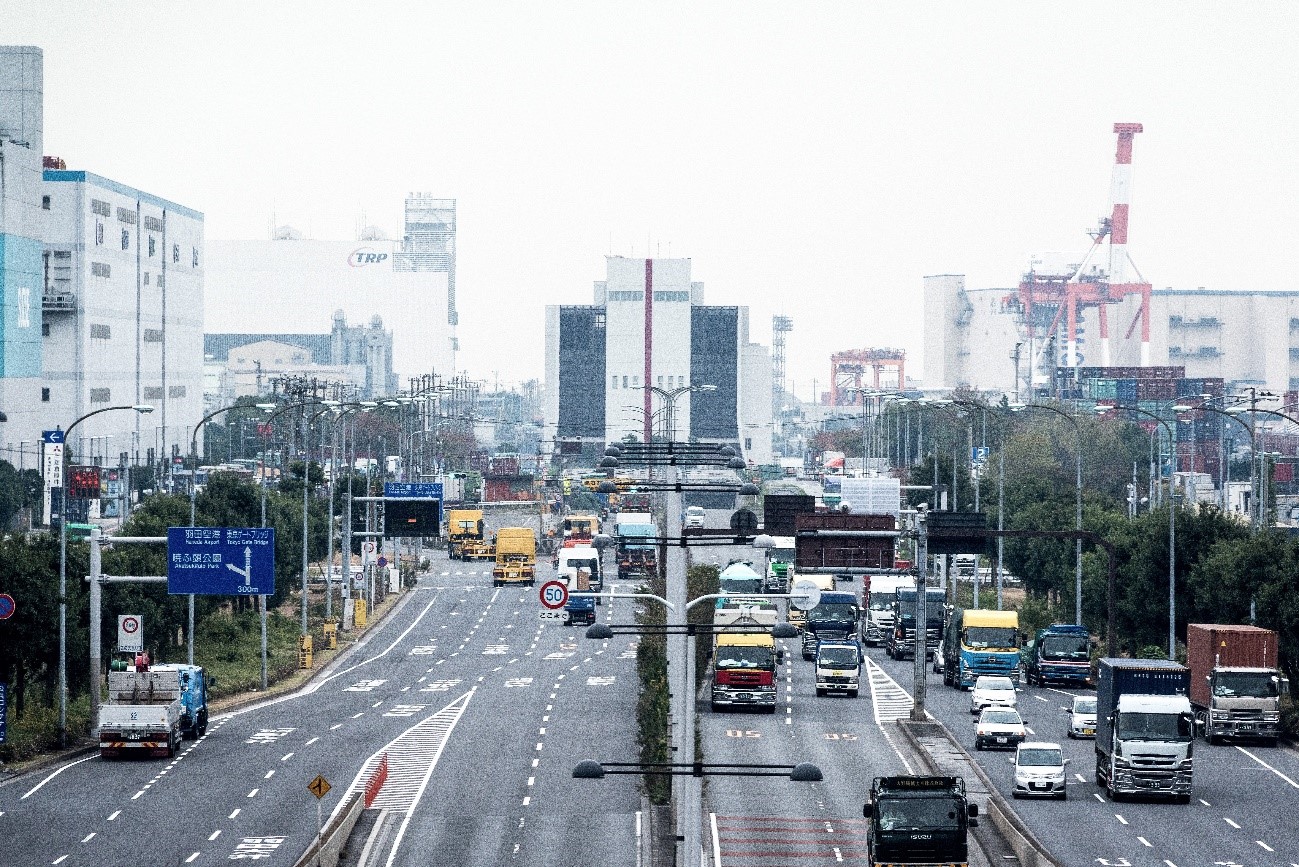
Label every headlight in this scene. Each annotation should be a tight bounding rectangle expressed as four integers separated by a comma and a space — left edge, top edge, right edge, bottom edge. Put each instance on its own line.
1263, 713, 1281, 722
1113, 757, 1131, 769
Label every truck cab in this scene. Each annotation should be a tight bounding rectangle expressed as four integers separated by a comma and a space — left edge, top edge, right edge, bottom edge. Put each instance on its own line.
886, 588, 945, 661
763, 536, 795, 593
800, 591, 860, 659
1021, 624, 1092, 687
711, 632, 782, 712
492, 527, 537, 587
557, 545, 603, 597
715, 563, 778, 627
814, 638, 864, 697
1095, 658, 1195, 802
862, 576, 913, 647
863, 776, 977, 866
942, 608, 1020, 689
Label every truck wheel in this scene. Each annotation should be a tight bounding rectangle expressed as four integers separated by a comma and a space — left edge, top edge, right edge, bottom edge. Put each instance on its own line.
849, 689, 859, 698
816, 688, 825, 697
1175, 794, 1191, 804
197, 710, 208, 738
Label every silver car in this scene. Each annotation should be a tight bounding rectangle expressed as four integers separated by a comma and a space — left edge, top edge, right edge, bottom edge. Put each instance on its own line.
1010, 742, 1069, 800
1065, 695, 1097, 739
970, 675, 1018, 714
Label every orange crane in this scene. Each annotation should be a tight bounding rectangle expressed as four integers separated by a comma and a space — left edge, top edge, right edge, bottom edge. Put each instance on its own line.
829, 348, 905, 406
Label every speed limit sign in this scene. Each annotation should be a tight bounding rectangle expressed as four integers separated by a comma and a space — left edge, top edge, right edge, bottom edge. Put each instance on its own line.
539, 580, 568, 610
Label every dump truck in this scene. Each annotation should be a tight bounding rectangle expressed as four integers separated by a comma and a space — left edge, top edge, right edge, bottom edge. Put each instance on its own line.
862, 776, 978, 866
1095, 658, 1195, 802
562, 513, 600, 543
98, 662, 213, 758
711, 632, 784, 712
492, 527, 537, 587
446, 509, 493, 560
1187, 623, 1283, 745
1021, 623, 1092, 687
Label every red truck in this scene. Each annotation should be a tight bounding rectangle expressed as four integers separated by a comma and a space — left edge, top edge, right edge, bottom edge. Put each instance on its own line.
1187, 623, 1283, 746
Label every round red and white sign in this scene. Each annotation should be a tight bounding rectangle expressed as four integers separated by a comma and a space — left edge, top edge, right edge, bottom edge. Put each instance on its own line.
121, 616, 140, 634
539, 580, 569, 610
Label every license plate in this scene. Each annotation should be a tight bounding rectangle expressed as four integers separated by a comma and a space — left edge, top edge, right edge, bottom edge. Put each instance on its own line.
736, 693, 751, 701
996, 736, 1007, 743
1083, 728, 1094, 735
1238, 724, 1254, 731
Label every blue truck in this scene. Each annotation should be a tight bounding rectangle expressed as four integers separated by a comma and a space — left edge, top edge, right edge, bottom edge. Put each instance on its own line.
1021, 624, 1092, 687
98, 662, 213, 758
800, 590, 861, 660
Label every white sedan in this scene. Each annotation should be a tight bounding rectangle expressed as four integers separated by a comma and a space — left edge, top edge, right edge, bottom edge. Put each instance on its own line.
970, 675, 1018, 713
974, 707, 1027, 751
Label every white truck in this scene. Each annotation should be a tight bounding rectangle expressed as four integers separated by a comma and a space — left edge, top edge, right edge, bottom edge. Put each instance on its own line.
715, 562, 779, 627
98, 667, 183, 758
862, 575, 914, 646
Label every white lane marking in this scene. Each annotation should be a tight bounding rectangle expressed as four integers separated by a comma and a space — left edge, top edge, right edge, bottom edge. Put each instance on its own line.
108, 810, 121, 821
247, 788, 259, 798
331, 723, 344, 730
1116, 814, 1128, 825
1138, 836, 1151, 847
863, 657, 916, 774
304, 738, 319, 746
522, 796, 531, 806
131, 791, 144, 800
1258, 841, 1275, 852
264, 770, 275, 779
209, 830, 222, 841
1198, 798, 1211, 806
1074, 773, 1086, 782
20, 755, 96, 800
81, 833, 95, 843
53, 857, 68, 865
1224, 818, 1241, 829
281, 752, 294, 762
1025, 726, 1036, 736
1093, 793, 1105, 802
228, 809, 240, 819
1236, 745, 1299, 789
352, 712, 365, 719
186, 853, 200, 863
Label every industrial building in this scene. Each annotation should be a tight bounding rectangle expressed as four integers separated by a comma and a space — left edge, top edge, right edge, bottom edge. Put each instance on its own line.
205, 199, 455, 385
0, 46, 204, 473
204, 310, 397, 407
543, 256, 772, 464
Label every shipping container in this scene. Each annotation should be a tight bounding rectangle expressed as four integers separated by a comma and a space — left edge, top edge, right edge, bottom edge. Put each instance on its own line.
1138, 379, 1177, 400
1116, 380, 1139, 403
1186, 624, 1279, 711
1090, 379, 1118, 400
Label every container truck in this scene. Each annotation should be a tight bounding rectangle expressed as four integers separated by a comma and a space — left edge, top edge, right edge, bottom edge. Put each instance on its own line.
711, 632, 783, 712
1187, 623, 1283, 745
886, 587, 945, 661
941, 608, 1020, 689
862, 575, 914, 647
98, 663, 213, 758
800, 590, 861, 659
1021, 624, 1092, 687
862, 776, 978, 867
1095, 658, 1195, 802
492, 527, 537, 586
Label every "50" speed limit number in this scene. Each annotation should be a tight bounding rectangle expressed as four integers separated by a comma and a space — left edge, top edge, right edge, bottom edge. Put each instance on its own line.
539, 580, 568, 610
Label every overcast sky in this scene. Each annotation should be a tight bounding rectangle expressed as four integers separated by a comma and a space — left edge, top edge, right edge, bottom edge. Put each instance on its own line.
6, 2, 1297, 397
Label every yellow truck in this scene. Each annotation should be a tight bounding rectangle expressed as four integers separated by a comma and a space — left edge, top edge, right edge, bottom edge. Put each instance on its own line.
493, 527, 538, 587
446, 509, 494, 560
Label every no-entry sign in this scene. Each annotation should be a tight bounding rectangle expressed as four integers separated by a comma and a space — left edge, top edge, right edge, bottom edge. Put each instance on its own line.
539, 580, 568, 610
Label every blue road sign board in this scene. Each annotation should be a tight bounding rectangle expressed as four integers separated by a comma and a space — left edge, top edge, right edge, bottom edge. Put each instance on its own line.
42, 429, 64, 444
384, 482, 443, 499
167, 527, 276, 596
0, 682, 6, 743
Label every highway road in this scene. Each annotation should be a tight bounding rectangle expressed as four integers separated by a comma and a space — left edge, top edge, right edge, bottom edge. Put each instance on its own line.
871, 642, 1299, 866
0, 536, 644, 867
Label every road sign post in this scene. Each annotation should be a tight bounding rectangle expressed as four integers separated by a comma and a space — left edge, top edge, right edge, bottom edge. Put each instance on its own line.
117, 614, 143, 653
166, 527, 276, 596
540, 580, 569, 610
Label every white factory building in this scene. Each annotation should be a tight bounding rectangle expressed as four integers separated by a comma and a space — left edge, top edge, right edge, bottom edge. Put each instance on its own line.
543, 256, 772, 465
925, 273, 1299, 397
0, 45, 204, 473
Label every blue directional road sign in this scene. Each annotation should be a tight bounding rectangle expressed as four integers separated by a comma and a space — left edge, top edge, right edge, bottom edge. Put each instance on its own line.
167, 527, 276, 596
384, 482, 443, 499
42, 429, 64, 444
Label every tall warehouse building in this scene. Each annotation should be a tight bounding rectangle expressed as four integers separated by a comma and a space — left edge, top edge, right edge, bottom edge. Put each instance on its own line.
543, 256, 772, 465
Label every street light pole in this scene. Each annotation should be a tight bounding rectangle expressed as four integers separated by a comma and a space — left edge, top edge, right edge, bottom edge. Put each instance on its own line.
58, 403, 154, 747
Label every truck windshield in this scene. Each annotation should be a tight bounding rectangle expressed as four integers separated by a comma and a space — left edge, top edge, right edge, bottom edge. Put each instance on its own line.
563, 558, 598, 574
1041, 635, 1089, 660
720, 578, 764, 595
1213, 671, 1279, 698
1117, 712, 1194, 742
868, 592, 896, 611
808, 603, 856, 624
818, 647, 860, 667
716, 646, 774, 670
875, 797, 961, 831
964, 627, 1018, 650
769, 549, 795, 563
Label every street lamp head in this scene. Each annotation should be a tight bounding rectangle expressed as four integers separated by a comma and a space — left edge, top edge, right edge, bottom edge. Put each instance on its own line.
1171, 404, 1195, 412
592, 533, 614, 551
790, 762, 824, 782
716, 445, 737, 457
738, 482, 760, 496
132, 404, 156, 414
604, 445, 622, 457
752, 533, 775, 550
597, 480, 618, 494
599, 456, 620, 469
585, 623, 614, 640
572, 760, 606, 779
726, 457, 747, 470
772, 623, 799, 639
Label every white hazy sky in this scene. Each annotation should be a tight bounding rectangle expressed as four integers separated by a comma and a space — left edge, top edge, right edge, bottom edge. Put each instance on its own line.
6, 2, 1298, 396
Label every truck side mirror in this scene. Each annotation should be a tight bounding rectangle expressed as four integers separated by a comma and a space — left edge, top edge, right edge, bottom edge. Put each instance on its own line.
968, 817, 978, 827
776, 650, 786, 665
967, 804, 979, 817
862, 803, 873, 818
208, 675, 218, 687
